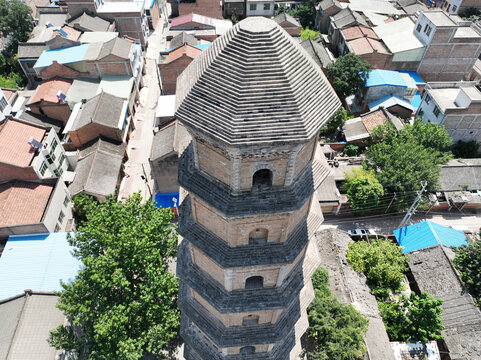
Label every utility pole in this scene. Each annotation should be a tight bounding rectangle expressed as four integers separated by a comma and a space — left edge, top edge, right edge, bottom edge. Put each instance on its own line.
398, 181, 427, 228
385, 192, 396, 214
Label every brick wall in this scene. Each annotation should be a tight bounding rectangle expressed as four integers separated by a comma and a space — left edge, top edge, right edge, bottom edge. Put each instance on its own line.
0, 163, 38, 182
69, 123, 122, 148
179, 0, 222, 19
159, 55, 195, 95
29, 102, 72, 124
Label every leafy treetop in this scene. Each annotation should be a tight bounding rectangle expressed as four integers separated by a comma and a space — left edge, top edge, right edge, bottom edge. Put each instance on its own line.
48, 193, 180, 360
0, 0, 33, 55
343, 168, 384, 215
326, 53, 371, 99
453, 238, 481, 308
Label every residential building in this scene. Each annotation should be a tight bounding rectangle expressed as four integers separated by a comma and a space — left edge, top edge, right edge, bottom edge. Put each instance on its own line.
69, 138, 126, 201
338, 25, 391, 69
27, 78, 73, 124
68, 11, 114, 32
158, 44, 202, 94
0, 118, 69, 182
394, 0, 429, 15
145, 0, 162, 29
417, 81, 481, 143
167, 31, 201, 50
273, 13, 301, 36
316, 0, 342, 33
150, 120, 190, 193
343, 108, 404, 144
300, 38, 334, 73
374, 17, 426, 71
245, 0, 275, 17
175, 17, 340, 359
368, 96, 416, 118
328, 8, 368, 52
0, 88, 16, 121
414, 10, 481, 81
63, 91, 132, 150
168, 13, 232, 42
347, 0, 403, 17
174, 0, 223, 19
441, 0, 480, 14
33, 37, 143, 86
154, 94, 176, 127
223, 0, 246, 20
0, 179, 72, 238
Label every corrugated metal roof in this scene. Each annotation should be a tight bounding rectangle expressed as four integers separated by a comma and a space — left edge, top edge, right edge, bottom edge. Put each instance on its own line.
34, 44, 89, 68
365, 69, 407, 87
0, 233, 81, 300
155, 192, 179, 208
368, 95, 415, 112
398, 71, 425, 85
393, 221, 468, 254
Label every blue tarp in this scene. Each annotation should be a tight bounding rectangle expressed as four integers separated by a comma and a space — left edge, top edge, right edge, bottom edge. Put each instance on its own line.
0, 232, 81, 300
364, 69, 407, 88
34, 44, 89, 68
411, 91, 422, 109
154, 192, 179, 208
194, 43, 210, 51
393, 221, 468, 254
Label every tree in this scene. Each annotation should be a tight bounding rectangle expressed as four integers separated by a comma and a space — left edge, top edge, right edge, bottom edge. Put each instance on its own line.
326, 53, 371, 99
48, 193, 180, 360
379, 292, 444, 342
453, 239, 481, 308
307, 268, 369, 360
0, 0, 33, 55
343, 169, 384, 214
452, 140, 480, 158
367, 120, 452, 207
326, 107, 353, 133
290, 0, 316, 28
346, 239, 407, 299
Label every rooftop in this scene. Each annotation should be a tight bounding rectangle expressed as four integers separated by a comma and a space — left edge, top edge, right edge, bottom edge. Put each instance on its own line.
68, 12, 112, 32
170, 32, 199, 49
348, 36, 390, 55
170, 13, 232, 35
34, 44, 89, 68
423, 10, 458, 27
393, 220, 468, 253
96, 0, 144, 14
69, 139, 126, 198
374, 17, 425, 53
0, 232, 81, 299
347, 0, 402, 15
427, 84, 481, 112
331, 8, 368, 29
96, 37, 132, 60
164, 44, 202, 63
341, 25, 378, 40
300, 38, 334, 68
319, 0, 341, 11
273, 12, 301, 27
155, 94, 176, 119
28, 77, 72, 104
368, 95, 415, 113
78, 31, 119, 43
175, 17, 340, 146
0, 119, 46, 167
0, 181, 54, 228
65, 78, 100, 108
440, 158, 481, 191
365, 69, 409, 87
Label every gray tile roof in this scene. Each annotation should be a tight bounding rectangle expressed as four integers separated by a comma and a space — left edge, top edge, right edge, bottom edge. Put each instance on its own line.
69, 12, 111, 32
0, 292, 64, 360
98, 37, 132, 60
71, 92, 126, 131
17, 42, 48, 58
151, 120, 192, 161
273, 12, 301, 27
440, 159, 481, 191
319, 0, 341, 11
300, 38, 333, 68
331, 8, 367, 29
70, 138, 126, 198
170, 32, 199, 49
175, 17, 341, 146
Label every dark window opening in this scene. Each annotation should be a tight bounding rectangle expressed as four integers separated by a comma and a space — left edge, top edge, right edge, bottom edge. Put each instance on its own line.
252, 169, 273, 187
240, 346, 256, 354
245, 276, 264, 290
242, 315, 259, 326
248, 228, 268, 245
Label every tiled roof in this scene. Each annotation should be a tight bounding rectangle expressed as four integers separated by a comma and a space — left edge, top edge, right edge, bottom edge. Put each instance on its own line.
97, 37, 132, 60
365, 69, 407, 87
300, 38, 333, 68
0, 119, 46, 167
170, 32, 199, 49
17, 42, 48, 59
28, 78, 72, 104
171, 13, 217, 28
175, 17, 340, 146
166, 44, 202, 63
341, 25, 378, 40
348, 37, 390, 55
368, 95, 415, 112
0, 181, 54, 227
273, 12, 301, 27
361, 108, 389, 133
1, 88, 16, 101
34, 44, 89, 68
69, 12, 112, 32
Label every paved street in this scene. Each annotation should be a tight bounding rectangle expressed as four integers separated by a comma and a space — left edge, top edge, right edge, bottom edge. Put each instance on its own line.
118, 21, 168, 201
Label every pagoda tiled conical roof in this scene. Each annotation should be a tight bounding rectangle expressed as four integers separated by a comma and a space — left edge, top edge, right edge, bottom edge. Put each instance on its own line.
175, 17, 340, 146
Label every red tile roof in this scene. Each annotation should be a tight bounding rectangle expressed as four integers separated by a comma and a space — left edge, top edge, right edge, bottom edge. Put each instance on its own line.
1, 88, 16, 101
348, 37, 390, 55
60, 25, 82, 41
362, 109, 389, 133
29, 78, 72, 105
0, 181, 54, 227
167, 44, 202, 63
170, 13, 216, 28
0, 119, 46, 167
341, 25, 378, 40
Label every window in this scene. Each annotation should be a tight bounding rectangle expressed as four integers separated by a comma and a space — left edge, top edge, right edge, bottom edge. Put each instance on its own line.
263, 2, 270, 10
433, 106, 441, 117
240, 346, 256, 355
425, 93, 431, 104
252, 169, 273, 187
249, 228, 268, 245
63, 195, 69, 207
245, 276, 264, 290
58, 210, 65, 224
423, 24, 432, 36
54, 224, 61, 232
0, 97, 7, 112
40, 162, 48, 176
416, 24, 422, 32
45, 153, 56, 164
452, 5, 457, 12
249, 3, 257, 10
426, 26, 432, 36
50, 139, 58, 153
242, 315, 259, 326
58, 153, 65, 167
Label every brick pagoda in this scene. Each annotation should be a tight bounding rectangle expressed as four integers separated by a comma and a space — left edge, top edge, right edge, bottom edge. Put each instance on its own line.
175, 17, 340, 359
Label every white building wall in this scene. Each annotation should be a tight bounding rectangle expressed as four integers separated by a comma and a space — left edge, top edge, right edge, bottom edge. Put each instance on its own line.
246, 0, 274, 16
0, 89, 12, 122
442, 0, 463, 14
417, 91, 445, 125
414, 13, 437, 46
43, 180, 73, 233
32, 131, 70, 179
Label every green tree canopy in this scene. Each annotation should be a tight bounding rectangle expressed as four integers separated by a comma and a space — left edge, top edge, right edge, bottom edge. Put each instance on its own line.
343, 168, 384, 214
301, 27, 320, 41
367, 119, 452, 207
346, 239, 407, 299
326, 107, 353, 133
453, 239, 481, 308
326, 53, 371, 99
307, 268, 369, 360
291, 0, 316, 28
48, 193, 180, 360
0, 0, 33, 54
379, 292, 444, 342
452, 140, 480, 158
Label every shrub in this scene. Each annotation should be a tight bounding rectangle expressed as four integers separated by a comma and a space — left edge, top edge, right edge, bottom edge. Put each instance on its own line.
343, 144, 358, 156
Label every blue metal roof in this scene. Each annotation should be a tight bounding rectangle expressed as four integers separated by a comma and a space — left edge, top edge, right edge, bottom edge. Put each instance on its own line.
398, 71, 425, 86
0, 232, 81, 300
194, 43, 210, 51
154, 192, 179, 208
411, 91, 422, 109
34, 44, 89, 69
393, 221, 468, 254
368, 95, 415, 112
364, 69, 407, 88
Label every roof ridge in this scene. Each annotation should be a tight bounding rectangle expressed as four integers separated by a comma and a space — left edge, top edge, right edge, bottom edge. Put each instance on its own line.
4, 290, 29, 357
